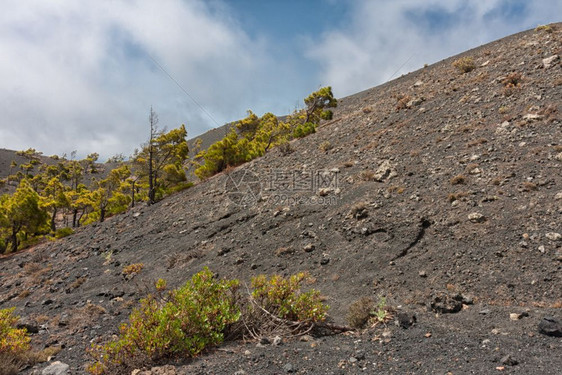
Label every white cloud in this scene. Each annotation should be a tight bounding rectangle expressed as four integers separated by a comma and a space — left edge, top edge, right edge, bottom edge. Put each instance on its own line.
0, 0, 279, 159
2, 0, 559, 160
308, 0, 562, 97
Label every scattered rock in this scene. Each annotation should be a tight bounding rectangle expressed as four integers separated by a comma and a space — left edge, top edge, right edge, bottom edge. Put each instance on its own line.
538, 317, 562, 337
509, 312, 529, 321
522, 113, 544, 122
134, 365, 178, 375
538, 245, 546, 253
407, 97, 425, 108
555, 192, 562, 200
468, 212, 486, 223
354, 350, 366, 361
461, 294, 474, 305
58, 314, 69, 327
373, 160, 398, 182
41, 361, 70, 375
303, 243, 315, 252
396, 312, 417, 328
429, 292, 463, 314
500, 354, 518, 366
217, 247, 231, 256
418, 270, 427, 278
299, 335, 313, 342
283, 363, 294, 373
17, 318, 39, 334
545, 232, 562, 241
272, 336, 283, 346
542, 55, 560, 69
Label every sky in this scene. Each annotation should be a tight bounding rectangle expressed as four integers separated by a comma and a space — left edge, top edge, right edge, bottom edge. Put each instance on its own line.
0, 0, 560, 160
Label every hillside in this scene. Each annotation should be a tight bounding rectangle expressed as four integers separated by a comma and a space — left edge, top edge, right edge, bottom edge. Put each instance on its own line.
1, 24, 561, 374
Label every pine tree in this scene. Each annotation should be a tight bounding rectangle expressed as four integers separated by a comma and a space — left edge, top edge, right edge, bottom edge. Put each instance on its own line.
0, 179, 48, 253
42, 177, 70, 232
134, 111, 189, 203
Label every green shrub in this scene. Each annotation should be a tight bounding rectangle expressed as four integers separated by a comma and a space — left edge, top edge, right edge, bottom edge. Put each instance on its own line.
347, 296, 391, 329
165, 182, 193, 195
251, 272, 328, 322
88, 269, 331, 374
0, 308, 32, 375
121, 263, 144, 276
293, 122, 317, 139
535, 24, 553, 33
319, 141, 332, 152
88, 268, 240, 374
54, 227, 74, 239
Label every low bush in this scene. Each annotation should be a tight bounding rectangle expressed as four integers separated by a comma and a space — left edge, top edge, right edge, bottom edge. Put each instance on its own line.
347, 296, 392, 329
88, 269, 330, 374
165, 182, 193, 195
122, 263, 143, 276
535, 24, 553, 33
0, 308, 32, 375
54, 227, 74, 239
293, 122, 317, 138
251, 272, 328, 322
87, 268, 240, 374
452, 57, 476, 73
347, 297, 375, 328
450, 174, 466, 185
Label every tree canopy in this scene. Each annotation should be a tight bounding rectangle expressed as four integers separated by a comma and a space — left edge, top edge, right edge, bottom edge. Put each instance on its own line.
195, 86, 336, 179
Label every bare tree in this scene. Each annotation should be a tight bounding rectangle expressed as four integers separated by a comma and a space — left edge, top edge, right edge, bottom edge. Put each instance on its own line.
148, 107, 158, 205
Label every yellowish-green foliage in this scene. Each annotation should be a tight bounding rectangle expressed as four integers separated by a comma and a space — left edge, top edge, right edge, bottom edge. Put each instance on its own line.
194, 129, 249, 179
54, 227, 74, 239
303, 86, 337, 124
87, 165, 133, 223
42, 176, 70, 232
65, 184, 95, 226
0, 179, 49, 253
133, 124, 189, 201
88, 268, 330, 374
535, 24, 553, 33
87, 268, 240, 374
251, 272, 328, 322
1, 125, 192, 248
0, 308, 31, 374
452, 57, 476, 73
122, 263, 144, 276
0, 308, 30, 354
195, 87, 337, 179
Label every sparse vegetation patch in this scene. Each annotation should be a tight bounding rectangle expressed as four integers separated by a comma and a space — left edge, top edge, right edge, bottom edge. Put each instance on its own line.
452, 57, 476, 73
